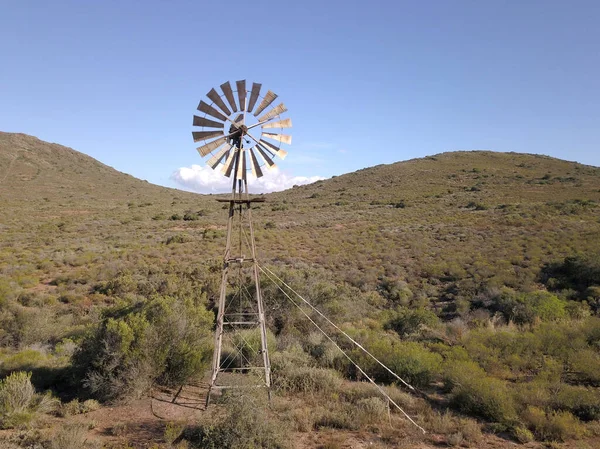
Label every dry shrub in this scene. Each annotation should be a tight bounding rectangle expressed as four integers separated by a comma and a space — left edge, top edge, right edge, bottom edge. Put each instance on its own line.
313, 403, 358, 431
183, 392, 289, 449
0, 371, 34, 415
273, 365, 342, 395
446, 432, 463, 447
356, 397, 388, 425
59, 398, 82, 417
424, 409, 482, 444
0, 371, 58, 428
457, 417, 482, 443
341, 381, 379, 402
427, 410, 455, 434
164, 421, 185, 444
81, 399, 101, 413
0, 441, 21, 449
49, 423, 88, 449
110, 422, 128, 436
287, 407, 314, 432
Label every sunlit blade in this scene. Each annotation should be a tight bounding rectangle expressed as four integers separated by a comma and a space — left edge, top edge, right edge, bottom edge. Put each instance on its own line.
256, 144, 277, 169
193, 115, 225, 128
247, 83, 261, 113
262, 132, 292, 145
192, 130, 224, 142
237, 148, 246, 181
259, 139, 288, 160
249, 148, 264, 178
257, 103, 287, 123
261, 118, 292, 129
221, 149, 237, 177
253, 90, 277, 117
236, 80, 246, 111
196, 137, 227, 157
207, 144, 232, 169
220, 81, 238, 113
197, 100, 228, 121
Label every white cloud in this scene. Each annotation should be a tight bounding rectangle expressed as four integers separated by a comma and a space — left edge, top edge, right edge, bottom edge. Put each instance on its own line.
171, 164, 325, 194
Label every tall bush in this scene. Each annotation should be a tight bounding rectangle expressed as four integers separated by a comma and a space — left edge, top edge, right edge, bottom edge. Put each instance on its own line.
73, 295, 213, 402
444, 360, 517, 424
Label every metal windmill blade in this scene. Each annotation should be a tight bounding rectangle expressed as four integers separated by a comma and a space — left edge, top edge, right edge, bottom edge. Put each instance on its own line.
247, 83, 262, 113
259, 139, 288, 160
257, 103, 287, 123
220, 81, 238, 113
248, 147, 264, 178
236, 80, 247, 111
253, 91, 277, 117
262, 132, 292, 145
261, 118, 292, 129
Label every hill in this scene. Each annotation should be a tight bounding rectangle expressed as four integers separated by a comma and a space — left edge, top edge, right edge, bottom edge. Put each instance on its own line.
1, 132, 600, 448
0, 131, 199, 205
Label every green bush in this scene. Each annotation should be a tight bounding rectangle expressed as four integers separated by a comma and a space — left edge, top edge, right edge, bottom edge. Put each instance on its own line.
73, 296, 213, 402
569, 349, 600, 386
230, 328, 277, 368
552, 384, 600, 421
348, 335, 442, 388
385, 307, 439, 337
522, 406, 586, 441
444, 361, 517, 424
489, 288, 566, 324
542, 254, 600, 300
513, 425, 535, 443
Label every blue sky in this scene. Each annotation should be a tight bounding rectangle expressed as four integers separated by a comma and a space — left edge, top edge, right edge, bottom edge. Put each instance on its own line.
1, 1, 598, 192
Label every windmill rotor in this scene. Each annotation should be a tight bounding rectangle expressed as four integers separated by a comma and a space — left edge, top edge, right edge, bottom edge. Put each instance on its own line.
192, 80, 291, 183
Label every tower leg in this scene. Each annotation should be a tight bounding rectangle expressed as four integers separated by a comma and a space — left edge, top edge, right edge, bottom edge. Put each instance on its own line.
206, 197, 235, 407
244, 179, 272, 397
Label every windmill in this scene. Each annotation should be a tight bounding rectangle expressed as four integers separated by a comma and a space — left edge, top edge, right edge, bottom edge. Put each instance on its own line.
192, 80, 291, 405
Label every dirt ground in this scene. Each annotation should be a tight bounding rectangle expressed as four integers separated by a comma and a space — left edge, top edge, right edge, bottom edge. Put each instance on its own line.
1, 385, 598, 449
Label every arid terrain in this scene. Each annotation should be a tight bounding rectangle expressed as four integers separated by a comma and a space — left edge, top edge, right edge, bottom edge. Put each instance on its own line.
1, 131, 600, 448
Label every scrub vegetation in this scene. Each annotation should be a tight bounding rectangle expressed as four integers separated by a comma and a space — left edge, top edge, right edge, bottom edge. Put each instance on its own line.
1, 132, 600, 447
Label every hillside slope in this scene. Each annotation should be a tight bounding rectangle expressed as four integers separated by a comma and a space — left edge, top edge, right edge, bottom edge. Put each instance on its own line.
2, 132, 599, 311
0, 131, 202, 207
